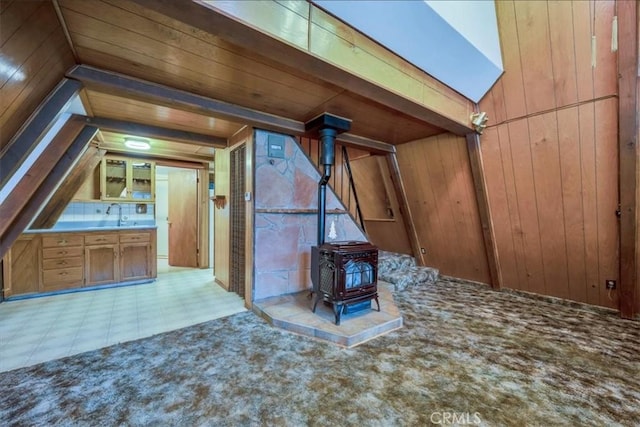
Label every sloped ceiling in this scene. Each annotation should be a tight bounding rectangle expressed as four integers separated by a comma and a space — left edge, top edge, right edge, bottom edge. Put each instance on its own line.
55, 0, 454, 145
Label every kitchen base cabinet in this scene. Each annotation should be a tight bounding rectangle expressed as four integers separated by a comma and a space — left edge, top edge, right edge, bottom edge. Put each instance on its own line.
3, 228, 157, 298
41, 234, 84, 292
121, 243, 151, 281
119, 232, 153, 282
85, 245, 119, 286
2, 235, 41, 297
84, 233, 119, 286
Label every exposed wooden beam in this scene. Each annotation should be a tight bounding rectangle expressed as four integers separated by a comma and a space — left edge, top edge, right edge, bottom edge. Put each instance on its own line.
385, 152, 424, 265
131, 0, 474, 136
102, 146, 214, 164
82, 116, 228, 148
30, 145, 106, 230
66, 65, 303, 134
155, 159, 208, 169
0, 78, 82, 188
617, 0, 639, 319
66, 65, 396, 154
0, 116, 85, 240
0, 124, 98, 259
466, 133, 503, 289
338, 133, 395, 154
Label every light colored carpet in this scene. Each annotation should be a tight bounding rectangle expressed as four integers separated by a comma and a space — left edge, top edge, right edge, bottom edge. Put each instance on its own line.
1, 277, 638, 426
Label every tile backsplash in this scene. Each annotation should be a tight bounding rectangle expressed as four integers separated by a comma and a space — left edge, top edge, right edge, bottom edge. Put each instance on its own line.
51, 201, 155, 229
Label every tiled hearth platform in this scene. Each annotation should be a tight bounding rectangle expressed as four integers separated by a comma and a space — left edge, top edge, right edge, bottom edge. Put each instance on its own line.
253, 251, 440, 347
253, 282, 402, 348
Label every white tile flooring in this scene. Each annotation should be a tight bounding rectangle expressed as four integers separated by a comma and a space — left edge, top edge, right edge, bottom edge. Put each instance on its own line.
0, 261, 246, 373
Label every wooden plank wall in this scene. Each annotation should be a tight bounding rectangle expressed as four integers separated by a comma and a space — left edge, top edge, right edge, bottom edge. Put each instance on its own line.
396, 134, 491, 283
478, 0, 619, 309
349, 155, 413, 255
213, 144, 230, 290
297, 137, 370, 225
616, 0, 638, 320
296, 137, 412, 254
0, 0, 75, 150
213, 126, 253, 304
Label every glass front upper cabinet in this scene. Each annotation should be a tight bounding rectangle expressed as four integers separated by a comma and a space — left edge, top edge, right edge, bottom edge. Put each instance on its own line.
101, 156, 155, 202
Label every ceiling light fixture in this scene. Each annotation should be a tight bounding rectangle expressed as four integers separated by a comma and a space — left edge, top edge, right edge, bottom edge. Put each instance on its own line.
124, 137, 151, 150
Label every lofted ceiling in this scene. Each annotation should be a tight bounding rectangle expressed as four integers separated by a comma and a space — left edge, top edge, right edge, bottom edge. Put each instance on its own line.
53, 0, 449, 159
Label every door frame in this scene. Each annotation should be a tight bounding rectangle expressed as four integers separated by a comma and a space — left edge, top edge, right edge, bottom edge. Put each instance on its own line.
214, 126, 255, 309
156, 160, 210, 269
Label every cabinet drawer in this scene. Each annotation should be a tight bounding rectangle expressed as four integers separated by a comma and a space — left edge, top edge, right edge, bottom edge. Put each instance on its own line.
85, 234, 118, 245
42, 266, 83, 285
43, 246, 84, 259
120, 233, 150, 243
42, 234, 83, 248
43, 256, 83, 270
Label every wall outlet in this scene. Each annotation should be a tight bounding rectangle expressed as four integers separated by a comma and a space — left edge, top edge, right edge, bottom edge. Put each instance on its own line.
420, 248, 426, 254
605, 280, 616, 290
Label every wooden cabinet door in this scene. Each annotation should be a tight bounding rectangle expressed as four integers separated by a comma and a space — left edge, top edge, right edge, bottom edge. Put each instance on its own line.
85, 244, 119, 286
101, 157, 129, 200
120, 242, 151, 281
3, 235, 42, 297
101, 156, 156, 202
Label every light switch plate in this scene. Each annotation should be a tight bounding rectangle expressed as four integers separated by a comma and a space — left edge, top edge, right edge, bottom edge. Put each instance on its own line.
244, 192, 251, 201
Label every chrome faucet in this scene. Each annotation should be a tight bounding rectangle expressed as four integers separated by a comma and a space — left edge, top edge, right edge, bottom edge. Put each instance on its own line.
106, 203, 125, 226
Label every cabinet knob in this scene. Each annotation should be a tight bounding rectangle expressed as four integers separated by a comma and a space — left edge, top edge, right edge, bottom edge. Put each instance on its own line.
59, 251, 67, 255
58, 261, 66, 265
58, 240, 67, 244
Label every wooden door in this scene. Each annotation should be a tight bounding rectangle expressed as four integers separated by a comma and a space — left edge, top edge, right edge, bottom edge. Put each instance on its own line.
168, 169, 198, 267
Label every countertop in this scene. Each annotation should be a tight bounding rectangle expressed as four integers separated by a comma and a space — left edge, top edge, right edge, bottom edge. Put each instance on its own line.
24, 225, 157, 234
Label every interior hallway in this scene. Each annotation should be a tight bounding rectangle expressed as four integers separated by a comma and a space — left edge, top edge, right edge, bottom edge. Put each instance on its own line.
0, 261, 246, 373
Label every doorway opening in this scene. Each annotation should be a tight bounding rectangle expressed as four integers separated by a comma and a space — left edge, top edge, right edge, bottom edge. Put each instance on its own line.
156, 165, 214, 274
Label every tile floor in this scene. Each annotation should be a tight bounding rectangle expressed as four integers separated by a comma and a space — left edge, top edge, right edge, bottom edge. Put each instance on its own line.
253, 281, 403, 348
0, 261, 246, 373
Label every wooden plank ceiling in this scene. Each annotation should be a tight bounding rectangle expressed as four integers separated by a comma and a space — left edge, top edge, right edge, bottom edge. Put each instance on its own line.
83, 89, 241, 161
56, 0, 449, 151
97, 129, 216, 163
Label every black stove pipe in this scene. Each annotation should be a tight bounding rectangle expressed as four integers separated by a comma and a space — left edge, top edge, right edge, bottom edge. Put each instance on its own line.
317, 127, 337, 246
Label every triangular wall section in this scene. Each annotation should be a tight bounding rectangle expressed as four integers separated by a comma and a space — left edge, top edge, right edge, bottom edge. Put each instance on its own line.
253, 130, 366, 300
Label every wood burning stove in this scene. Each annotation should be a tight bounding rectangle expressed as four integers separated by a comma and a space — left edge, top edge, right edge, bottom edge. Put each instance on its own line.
311, 241, 380, 325
305, 113, 379, 325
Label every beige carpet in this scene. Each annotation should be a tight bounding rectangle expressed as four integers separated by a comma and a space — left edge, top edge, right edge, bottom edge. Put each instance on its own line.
1, 277, 638, 426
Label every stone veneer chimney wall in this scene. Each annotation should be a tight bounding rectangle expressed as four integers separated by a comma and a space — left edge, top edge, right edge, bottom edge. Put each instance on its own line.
253, 130, 366, 300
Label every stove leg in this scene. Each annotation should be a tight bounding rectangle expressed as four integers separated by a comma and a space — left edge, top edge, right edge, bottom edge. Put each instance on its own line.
333, 303, 344, 325
373, 296, 380, 312
312, 294, 321, 313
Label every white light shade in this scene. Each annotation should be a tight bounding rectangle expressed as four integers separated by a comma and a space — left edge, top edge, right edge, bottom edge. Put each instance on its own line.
124, 137, 151, 150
